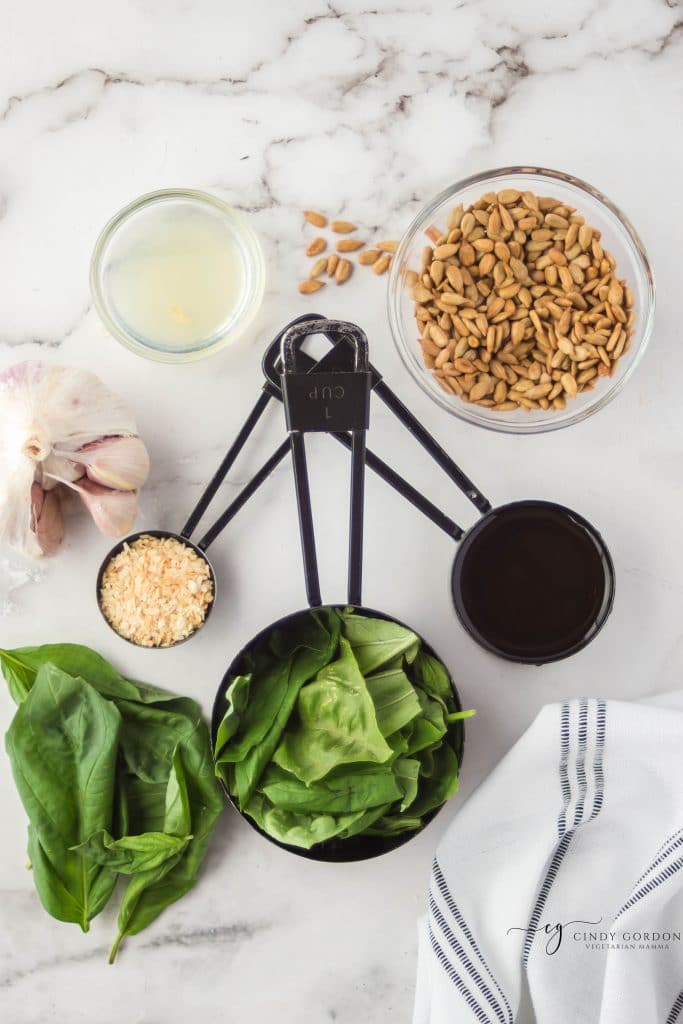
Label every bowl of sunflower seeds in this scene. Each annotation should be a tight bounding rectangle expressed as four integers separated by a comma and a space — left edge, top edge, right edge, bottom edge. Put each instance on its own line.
388, 166, 655, 434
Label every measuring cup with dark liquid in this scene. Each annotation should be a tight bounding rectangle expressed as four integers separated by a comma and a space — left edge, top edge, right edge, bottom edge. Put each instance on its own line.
259, 323, 616, 665
451, 500, 614, 663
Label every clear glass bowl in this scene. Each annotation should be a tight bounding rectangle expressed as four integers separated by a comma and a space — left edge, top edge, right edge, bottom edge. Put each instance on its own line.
91, 189, 265, 363
388, 167, 655, 434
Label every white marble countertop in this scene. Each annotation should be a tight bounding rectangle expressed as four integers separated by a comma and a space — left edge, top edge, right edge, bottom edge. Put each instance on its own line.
1, 1, 682, 1021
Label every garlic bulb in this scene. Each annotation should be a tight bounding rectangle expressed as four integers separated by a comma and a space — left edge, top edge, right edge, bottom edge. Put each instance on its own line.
0, 362, 150, 558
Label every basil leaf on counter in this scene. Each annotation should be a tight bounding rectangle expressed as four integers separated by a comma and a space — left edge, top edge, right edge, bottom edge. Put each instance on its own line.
73, 830, 191, 874
6, 665, 121, 930
27, 824, 118, 924
0, 643, 175, 706
1, 644, 224, 963
110, 722, 224, 960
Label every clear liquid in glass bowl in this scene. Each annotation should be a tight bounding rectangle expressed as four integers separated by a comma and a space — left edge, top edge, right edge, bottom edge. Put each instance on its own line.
91, 189, 265, 363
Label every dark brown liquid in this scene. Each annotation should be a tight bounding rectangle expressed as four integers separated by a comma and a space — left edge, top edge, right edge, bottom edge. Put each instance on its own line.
453, 503, 611, 662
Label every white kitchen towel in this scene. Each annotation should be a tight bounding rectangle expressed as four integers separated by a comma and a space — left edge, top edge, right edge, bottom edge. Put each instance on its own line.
414, 696, 683, 1024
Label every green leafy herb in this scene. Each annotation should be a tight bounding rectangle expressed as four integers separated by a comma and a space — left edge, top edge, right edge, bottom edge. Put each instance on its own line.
6, 665, 121, 931
272, 637, 392, 785
214, 608, 473, 850
1, 644, 224, 962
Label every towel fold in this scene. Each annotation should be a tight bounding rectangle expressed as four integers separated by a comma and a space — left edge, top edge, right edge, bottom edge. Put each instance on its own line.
414, 695, 683, 1024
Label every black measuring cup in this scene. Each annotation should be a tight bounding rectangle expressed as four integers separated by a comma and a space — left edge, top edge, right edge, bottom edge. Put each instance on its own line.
211, 319, 466, 862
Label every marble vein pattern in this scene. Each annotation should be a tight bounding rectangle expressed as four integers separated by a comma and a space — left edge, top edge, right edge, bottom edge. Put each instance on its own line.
1, 1, 682, 1021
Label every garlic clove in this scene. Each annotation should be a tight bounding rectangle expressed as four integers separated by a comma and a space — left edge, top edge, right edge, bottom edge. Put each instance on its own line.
40, 452, 86, 491
68, 436, 150, 492
76, 478, 138, 538
30, 483, 65, 556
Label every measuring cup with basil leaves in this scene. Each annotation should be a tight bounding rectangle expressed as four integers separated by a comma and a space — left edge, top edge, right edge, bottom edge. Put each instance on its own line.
211, 319, 470, 862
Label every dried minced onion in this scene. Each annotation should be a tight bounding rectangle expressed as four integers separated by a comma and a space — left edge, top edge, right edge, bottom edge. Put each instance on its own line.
100, 535, 214, 647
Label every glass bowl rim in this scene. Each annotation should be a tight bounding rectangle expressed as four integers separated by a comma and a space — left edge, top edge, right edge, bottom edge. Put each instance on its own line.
387, 165, 656, 435
90, 187, 266, 364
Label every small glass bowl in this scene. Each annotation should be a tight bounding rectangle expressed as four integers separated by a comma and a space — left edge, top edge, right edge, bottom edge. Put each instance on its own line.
91, 188, 265, 363
388, 167, 655, 434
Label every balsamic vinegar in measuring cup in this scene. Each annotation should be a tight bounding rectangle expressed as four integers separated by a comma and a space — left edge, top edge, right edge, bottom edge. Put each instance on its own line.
451, 501, 614, 664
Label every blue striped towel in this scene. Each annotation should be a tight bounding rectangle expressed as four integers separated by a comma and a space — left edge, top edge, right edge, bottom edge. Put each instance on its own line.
414, 695, 683, 1024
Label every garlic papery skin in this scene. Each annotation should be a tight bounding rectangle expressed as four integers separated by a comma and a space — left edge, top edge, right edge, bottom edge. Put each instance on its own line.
66, 436, 150, 492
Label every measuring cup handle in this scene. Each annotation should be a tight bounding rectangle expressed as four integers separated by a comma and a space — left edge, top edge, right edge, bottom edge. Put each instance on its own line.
290, 432, 322, 608
281, 318, 371, 609
348, 428, 366, 607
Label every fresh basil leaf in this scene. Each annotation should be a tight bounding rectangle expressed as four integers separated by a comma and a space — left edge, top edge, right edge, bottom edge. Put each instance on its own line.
259, 763, 401, 814
213, 674, 251, 758
0, 650, 35, 704
215, 612, 338, 768
109, 699, 200, 784
164, 747, 192, 837
108, 856, 185, 963
272, 637, 392, 785
0, 644, 177, 706
28, 825, 117, 924
393, 757, 421, 812
124, 778, 168, 834
6, 665, 121, 931
73, 830, 191, 874
366, 664, 421, 737
336, 803, 394, 839
413, 688, 448, 744
110, 722, 224, 960
242, 792, 368, 850
341, 610, 420, 674
219, 613, 341, 806
411, 649, 455, 706
365, 814, 424, 837
403, 716, 445, 756
410, 741, 460, 818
